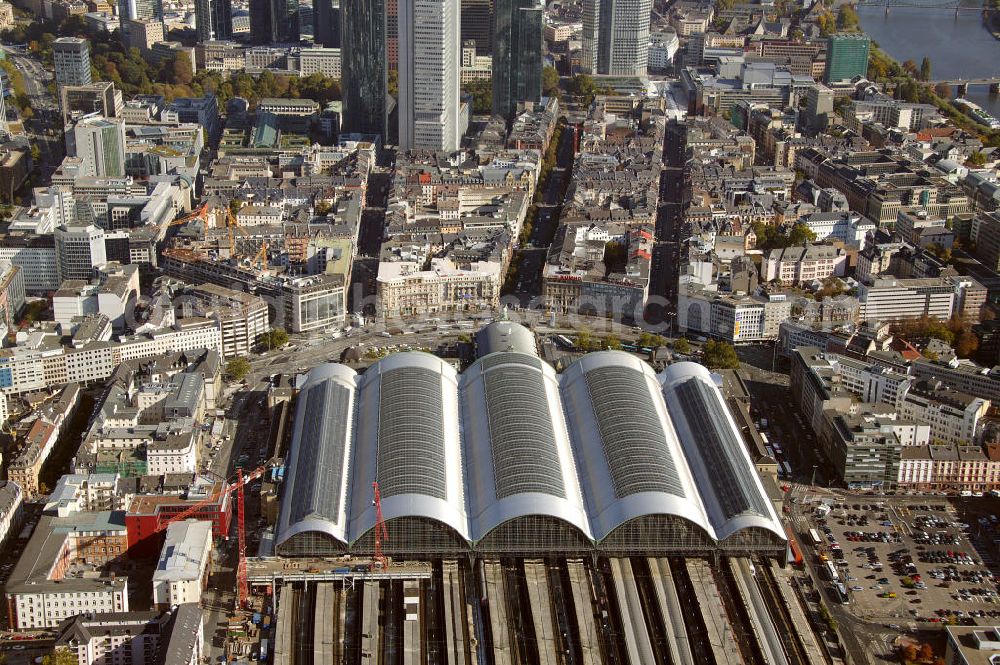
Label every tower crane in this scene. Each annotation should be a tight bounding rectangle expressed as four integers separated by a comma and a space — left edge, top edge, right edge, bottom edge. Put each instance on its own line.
155, 463, 271, 609
371, 481, 389, 570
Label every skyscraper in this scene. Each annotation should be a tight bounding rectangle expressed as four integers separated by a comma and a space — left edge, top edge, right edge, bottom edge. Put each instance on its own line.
824, 33, 871, 85
398, 0, 461, 151
341, 0, 388, 137
580, 0, 651, 76
461, 0, 492, 55
72, 117, 126, 178
118, 0, 163, 35
53, 38, 92, 88
194, 0, 233, 41
312, 0, 340, 47
249, 0, 299, 44
492, 0, 542, 118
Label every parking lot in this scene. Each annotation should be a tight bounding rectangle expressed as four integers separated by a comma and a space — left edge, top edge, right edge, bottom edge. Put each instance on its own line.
806, 498, 1000, 626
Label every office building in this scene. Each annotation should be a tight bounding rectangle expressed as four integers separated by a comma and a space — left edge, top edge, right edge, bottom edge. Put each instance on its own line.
312, 0, 340, 47
824, 33, 870, 85
54, 605, 204, 665
118, 0, 164, 30
53, 38, 92, 88
804, 83, 834, 133
462, 0, 492, 55
55, 224, 107, 282
194, 0, 233, 41
249, 0, 298, 44
72, 117, 126, 178
492, 0, 543, 118
152, 520, 213, 609
341, 0, 387, 137
125, 18, 163, 52
59, 82, 124, 126
398, 0, 461, 151
581, 0, 652, 76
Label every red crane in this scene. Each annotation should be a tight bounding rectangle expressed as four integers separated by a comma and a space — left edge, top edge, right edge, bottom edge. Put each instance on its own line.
155, 464, 270, 609
371, 481, 388, 570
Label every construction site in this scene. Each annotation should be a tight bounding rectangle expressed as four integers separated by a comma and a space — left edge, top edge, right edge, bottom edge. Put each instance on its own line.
235, 324, 827, 665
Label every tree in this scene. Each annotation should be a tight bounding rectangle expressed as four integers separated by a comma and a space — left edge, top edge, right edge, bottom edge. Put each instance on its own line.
902, 59, 919, 77
569, 73, 599, 104
462, 79, 492, 113
673, 337, 691, 354
602, 334, 621, 350
968, 151, 989, 167
702, 339, 740, 369
956, 330, 980, 358
817, 11, 837, 36
836, 4, 859, 30
902, 644, 919, 664
934, 82, 952, 98
387, 68, 398, 97
170, 51, 194, 86
788, 222, 817, 246
41, 650, 78, 665
919, 56, 932, 81
919, 644, 935, 662
257, 328, 289, 350
226, 357, 251, 381
542, 66, 560, 99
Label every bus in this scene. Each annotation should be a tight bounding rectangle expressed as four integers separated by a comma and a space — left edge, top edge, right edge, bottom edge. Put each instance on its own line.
760, 433, 770, 448
765, 445, 776, 460
834, 582, 850, 605
824, 561, 840, 583
781, 461, 792, 478
808, 528, 822, 547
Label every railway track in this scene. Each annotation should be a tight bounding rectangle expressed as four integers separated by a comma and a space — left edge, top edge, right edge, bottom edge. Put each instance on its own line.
713, 560, 766, 665
754, 560, 809, 665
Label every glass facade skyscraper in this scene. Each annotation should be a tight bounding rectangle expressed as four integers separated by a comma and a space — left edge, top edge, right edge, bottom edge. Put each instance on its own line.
341, 0, 388, 137
194, 0, 233, 41
492, 0, 542, 118
824, 33, 871, 85
249, 0, 299, 43
312, 0, 341, 47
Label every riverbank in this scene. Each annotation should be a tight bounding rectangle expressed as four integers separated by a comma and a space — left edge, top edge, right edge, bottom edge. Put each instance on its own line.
986, 8, 1000, 40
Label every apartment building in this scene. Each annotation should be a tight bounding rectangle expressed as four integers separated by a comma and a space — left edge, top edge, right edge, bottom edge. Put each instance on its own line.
152, 520, 212, 609
895, 381, 989, 446
763, 242, 846, 285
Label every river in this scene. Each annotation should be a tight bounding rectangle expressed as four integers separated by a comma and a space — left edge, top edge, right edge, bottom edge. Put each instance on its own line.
857, 1, 1000, 117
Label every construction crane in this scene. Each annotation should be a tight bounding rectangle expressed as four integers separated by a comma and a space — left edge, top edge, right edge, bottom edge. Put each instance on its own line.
371, 481, 388, 570
155, 464, 271, 609
250, 240, 270, 271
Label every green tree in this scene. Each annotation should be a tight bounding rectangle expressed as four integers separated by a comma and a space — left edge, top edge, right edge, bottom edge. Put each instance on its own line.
226, 357, 251, 381
788, 222, 817, 246
388, 68, 398, 97
968, 151, 988, 167
462, 79, 492, 113
257, 328, 289, 350
673, 337, 691, 354
569, 73, 599, 104
602, 334, 621, 350
702, 339, 740, 369
817, 11, 837, 36
542, 66, 560, 98
919, 56, 932, 81
41, 650, 78, 665
836, 4, 859, 30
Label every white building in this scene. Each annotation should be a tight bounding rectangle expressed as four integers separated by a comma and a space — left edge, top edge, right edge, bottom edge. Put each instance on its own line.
152, 520, 213, 609
799, 211, 876, 249
0, 481, 23, 550
857, 277, 956, 324
896, 381, 989, 446
763, 243, 846, 285
72, 117, 127, 178
678, 287, 792, 342
647, 30, 679, 71
44, 473, 120, 517
299, 47, 342, 78
398, 0, 462, 151
55, 224, 107, 282
147, 432, 198, 475
376, 258, 502, 319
